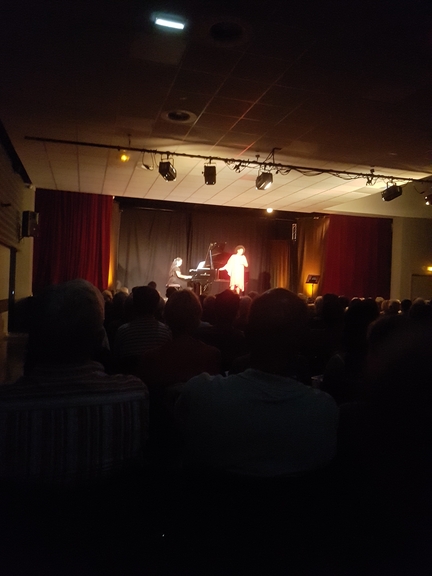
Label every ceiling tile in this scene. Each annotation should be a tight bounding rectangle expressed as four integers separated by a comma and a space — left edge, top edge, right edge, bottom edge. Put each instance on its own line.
217, 132, 257, 148
181, 42, 243, 75
229, 118, 268, 135
246, 21, 315, 60
259, 85, 311, 109
195, 114, 238, 131
172, 69, 226, 95
216, 77, 269, 102
205, 97, 252, 117
151, 121, 191, 138
231, 54, 288, 84
130, 33, 187, 65
184, 127, 227, 146
244, 104, 286, 123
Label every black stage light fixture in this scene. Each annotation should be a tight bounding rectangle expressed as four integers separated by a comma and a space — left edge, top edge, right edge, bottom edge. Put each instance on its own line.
381, 184, 402, 202
425, 194, 432, 206
256, 172, 273, 190
204, 164, 216, 185
159, 161, 177, 181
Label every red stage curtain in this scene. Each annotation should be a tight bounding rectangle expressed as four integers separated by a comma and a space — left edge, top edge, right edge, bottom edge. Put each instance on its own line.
321, 215, 392, 299
33, 189, 113, 294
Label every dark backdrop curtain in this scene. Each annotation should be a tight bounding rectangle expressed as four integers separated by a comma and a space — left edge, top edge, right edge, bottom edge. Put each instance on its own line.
321, 215, 392, 299
270, 240, 290, 289
189, 212, 271, 293
117, 208, 189, 292
33, 189, 112, 294
117, 208, 272, 293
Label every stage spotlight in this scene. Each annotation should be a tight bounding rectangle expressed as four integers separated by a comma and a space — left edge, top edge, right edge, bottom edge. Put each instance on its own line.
381, 184, 402, 202
256, 172, 273, 190
204, 164, 216, 185
159, 161, 177, 181
425, 194, 432, 206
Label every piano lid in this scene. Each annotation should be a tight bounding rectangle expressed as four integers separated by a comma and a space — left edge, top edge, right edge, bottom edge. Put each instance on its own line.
204, 242, 227, 269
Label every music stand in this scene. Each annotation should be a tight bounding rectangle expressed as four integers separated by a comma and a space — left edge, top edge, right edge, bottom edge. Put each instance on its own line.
305, 274, 320, 301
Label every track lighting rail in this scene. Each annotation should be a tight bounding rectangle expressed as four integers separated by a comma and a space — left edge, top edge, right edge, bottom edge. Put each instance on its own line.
25, 136, 432, 186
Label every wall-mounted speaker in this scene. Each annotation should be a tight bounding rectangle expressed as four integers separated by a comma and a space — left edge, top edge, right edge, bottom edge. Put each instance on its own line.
22, 211, 39, 237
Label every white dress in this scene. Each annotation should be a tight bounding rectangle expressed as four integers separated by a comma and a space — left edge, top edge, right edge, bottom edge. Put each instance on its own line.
224, 253, 248, 291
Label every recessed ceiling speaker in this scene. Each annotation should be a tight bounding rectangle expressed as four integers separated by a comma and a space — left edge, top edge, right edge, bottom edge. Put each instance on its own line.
158, 161, 177, 181
204, 164, 216, 185
381, 185, 402, 202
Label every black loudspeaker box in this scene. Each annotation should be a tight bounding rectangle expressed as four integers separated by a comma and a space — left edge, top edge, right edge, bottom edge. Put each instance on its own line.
22, 211, 39, 237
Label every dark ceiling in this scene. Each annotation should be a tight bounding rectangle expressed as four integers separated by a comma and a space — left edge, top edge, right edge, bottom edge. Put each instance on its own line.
1, 0, 432, 217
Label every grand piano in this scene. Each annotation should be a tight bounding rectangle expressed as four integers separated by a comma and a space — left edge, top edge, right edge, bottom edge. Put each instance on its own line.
189, 242, 229, 294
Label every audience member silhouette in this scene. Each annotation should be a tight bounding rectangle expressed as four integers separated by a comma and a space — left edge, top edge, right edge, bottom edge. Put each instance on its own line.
196, 289, 248, 373
400, 297, 412, 315
200, 293, 216, 324
9, 295, 35, 333
232, 294, 252, 332
0, 279, 151, 576
386, 298, 401, 315
144, 281, 165, 319
175, 288, 338, 477
408, 297, 432, 322
137, 289, 221, 390
247, 290, 259, 300
114, 285, 171, 373
104, 289, 129, 349
0, 279, 149, 487
137, 289, 221, 469
322, 298, 380, 404
306, 292, 345, 375
165, 285, 178, 300
336, 314, 432, 571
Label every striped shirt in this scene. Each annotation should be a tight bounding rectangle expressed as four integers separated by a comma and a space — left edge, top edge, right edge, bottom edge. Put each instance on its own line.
0, 362, 148, 487
114, 316, 171, 360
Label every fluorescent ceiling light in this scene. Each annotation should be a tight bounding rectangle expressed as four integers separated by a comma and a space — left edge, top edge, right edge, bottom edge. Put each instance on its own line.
155, 18, 185, 30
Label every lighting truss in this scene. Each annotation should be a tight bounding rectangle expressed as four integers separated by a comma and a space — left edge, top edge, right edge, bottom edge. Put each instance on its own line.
24, 136, 432, 187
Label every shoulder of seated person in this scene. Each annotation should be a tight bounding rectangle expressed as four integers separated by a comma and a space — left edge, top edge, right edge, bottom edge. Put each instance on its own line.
183, 371, 217, 388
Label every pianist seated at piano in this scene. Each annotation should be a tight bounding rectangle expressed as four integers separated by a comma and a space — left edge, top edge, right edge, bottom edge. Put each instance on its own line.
167, 257, 192, 288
